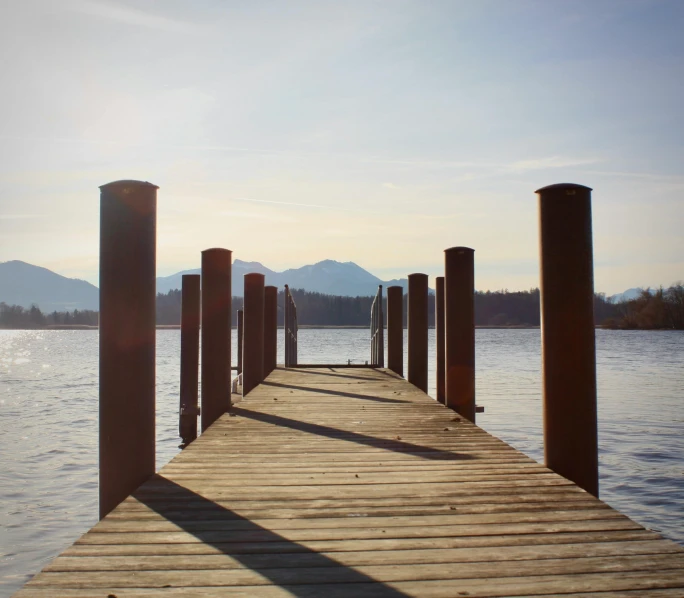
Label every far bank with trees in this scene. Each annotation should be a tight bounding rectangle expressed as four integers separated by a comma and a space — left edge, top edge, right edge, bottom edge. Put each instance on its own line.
1, 284, 682, 330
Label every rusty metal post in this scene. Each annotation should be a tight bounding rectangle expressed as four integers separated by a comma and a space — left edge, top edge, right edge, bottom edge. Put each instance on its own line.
99, 179, 157, 519
407, 273, 428, 392
179, 274, 200, 447
264, 286, 278, 376
243, 273, 265, 395
387, 286, 403, 376
378, 285, 384, 367
284, 285, 290, 367
435, 276, 446, 404
537, 183, 598, 497
444, 247, 475, 422
370, 296, 376, 363
237, 309, 244, 375
201, 248, 232, 432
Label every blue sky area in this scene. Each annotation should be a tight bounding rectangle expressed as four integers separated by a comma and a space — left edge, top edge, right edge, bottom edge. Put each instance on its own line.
0, 0, 682, 293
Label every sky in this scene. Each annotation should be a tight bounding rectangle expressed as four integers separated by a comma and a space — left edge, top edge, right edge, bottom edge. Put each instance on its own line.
0, 0, 682, 294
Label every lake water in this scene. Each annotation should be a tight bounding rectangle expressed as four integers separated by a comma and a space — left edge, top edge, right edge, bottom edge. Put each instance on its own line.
0, 328, 682, 596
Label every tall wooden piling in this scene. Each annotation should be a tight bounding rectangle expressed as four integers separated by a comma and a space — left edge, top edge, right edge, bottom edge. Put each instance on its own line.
237, 310, 244, 375
407, 273, 428, 392
386, 286, 403, 376
99, 179, 157, 519
444, 247, 475, 422
243, 273, 265, 395
284, 285, 291, 367
179, 274, 200, 447
201, 248, 232, 432
264, 286, 278, 377
435, 276, 446, 404
537, 183, 598, 497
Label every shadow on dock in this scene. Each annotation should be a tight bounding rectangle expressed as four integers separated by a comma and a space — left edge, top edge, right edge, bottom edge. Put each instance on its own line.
277, 368, 392, 382
262, 380, 413, 405
232, 407, 476, 461
135, 476, 412, 596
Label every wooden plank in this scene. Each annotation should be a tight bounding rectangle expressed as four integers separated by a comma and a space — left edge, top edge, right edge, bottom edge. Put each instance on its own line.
73, 519, 644, 546
24, 553, 684, 587
60, 530, 663, 557
45, 541, 684, 572
15, 366, 684, 597
14, 572, 684, 598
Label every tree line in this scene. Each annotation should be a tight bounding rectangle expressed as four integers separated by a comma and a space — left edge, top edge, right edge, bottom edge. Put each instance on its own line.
0, 304, 98, 328
2, 283, 682, 329
602, 285, 684, 330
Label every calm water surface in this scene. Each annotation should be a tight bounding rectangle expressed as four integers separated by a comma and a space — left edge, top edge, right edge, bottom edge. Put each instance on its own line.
0, 329, 682, 595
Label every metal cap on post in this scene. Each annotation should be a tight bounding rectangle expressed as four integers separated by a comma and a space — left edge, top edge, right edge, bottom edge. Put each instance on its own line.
264, 286, 278, 377
444, 247, 475, 422
243, 273, 265, 395
537, 183, 598, 497
407, 273, 428, 392
179, 274, 201, 447
386, 286, 403, 376
435, 276, 446, 404
201, 248, 232, 432
99, 179, 157, 519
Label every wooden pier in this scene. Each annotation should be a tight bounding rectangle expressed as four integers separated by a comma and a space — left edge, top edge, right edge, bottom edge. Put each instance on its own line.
15, 366, 684, 597
14, 179, 684, 596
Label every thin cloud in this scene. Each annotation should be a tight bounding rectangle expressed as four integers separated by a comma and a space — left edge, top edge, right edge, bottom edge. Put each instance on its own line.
64, 0, 194, 32
576, 169, 684, 182
231, 197, 382, 214
505, 156, 602, 172
382, 182, 400, 190
219, 210, 298, 223
0, 214, 46, 220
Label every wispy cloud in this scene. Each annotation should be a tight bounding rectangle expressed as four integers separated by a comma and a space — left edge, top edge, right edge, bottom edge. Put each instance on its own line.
505, 156, 602, 172
576, 169, 684, 182
382, 182, 400, 190
231, 197, 381, 214
219, 210, 297, 223
0, 214, 46, 220
64, 0, 194, 32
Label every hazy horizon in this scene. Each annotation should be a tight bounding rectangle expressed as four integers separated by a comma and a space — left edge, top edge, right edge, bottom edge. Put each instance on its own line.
1, 1, 682, 294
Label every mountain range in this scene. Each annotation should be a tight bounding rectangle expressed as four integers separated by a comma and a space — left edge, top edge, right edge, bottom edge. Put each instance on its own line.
0, 259, 654, 312
1, 259, 414, 311
0, 261, 100, 312
155, 259, 413, 297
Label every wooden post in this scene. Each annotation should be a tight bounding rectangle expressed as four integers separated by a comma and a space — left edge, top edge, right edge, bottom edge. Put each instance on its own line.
264, 286, 278, 376
444, 247, 475, 422
243, 273, 265, 395
435, 276, 446, 404
407, 273, 428, 392
284, 285, 290, 367
201, 248, 232, 432
237, 310, 244, 375
370, 296, 375, 363
537, 183, 598, 497
99, 179, 157, 519
378, 285, 384, 367
179, 274, 200, 447
386, 286, 403, 376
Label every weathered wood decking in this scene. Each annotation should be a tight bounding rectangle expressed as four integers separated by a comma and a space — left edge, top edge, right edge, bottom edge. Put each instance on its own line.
16, 367, 684, 597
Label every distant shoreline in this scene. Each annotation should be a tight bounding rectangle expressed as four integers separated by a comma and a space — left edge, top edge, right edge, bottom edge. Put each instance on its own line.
10, 324, 544, 331
2, 324, 679, 331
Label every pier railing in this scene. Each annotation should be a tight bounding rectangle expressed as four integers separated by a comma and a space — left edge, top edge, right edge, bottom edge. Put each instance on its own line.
369, 285, 384, 366
284, 284, 298, 367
